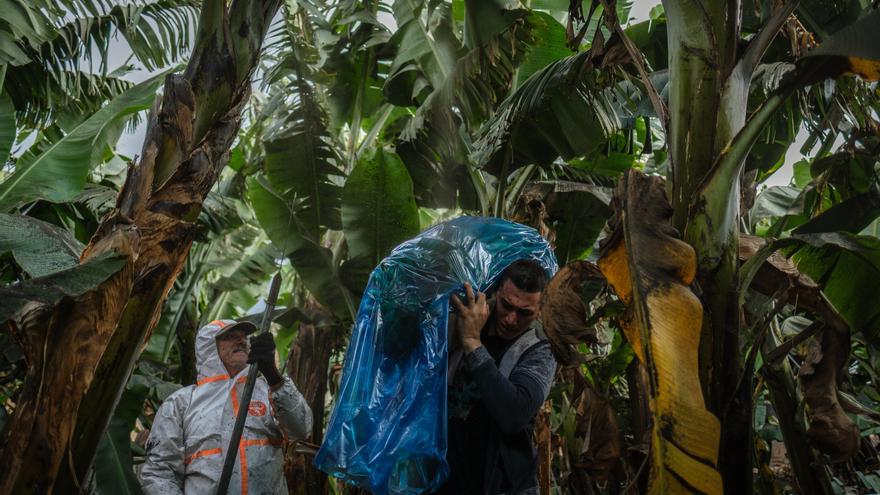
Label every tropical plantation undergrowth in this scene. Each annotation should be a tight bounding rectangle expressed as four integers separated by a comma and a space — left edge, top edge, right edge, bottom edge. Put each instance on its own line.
0, 0, 879, 493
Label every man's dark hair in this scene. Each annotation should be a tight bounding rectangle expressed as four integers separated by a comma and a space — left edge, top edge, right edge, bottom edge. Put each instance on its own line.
499, 259, 548, 293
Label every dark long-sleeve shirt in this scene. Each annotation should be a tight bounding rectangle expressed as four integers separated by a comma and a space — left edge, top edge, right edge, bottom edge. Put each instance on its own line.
441, 330, 556, 494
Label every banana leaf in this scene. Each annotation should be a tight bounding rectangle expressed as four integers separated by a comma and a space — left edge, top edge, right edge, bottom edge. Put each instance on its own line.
0, 71, 166, 211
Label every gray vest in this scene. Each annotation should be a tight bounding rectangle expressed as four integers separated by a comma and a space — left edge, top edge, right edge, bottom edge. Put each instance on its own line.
498, 327, 544, 378
448, 323, 546, 381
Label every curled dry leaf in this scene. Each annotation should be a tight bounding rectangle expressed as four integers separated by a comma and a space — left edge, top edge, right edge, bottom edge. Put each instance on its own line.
738, 235, 821, 306
541, 260, 604, 365
512, 181, 612, 265
511, 188, 554, 246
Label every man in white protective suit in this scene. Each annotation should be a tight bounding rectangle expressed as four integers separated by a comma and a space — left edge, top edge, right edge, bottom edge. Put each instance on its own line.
140, 319, 312, 494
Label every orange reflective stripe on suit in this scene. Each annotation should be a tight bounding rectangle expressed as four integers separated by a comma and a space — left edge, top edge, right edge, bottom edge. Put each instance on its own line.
197, 374, 246, 387
234, 437, 285, 493
184, 440, 283, 489
230, 376, 247, 414
197, 374, 230, 385
239, 442, 248, 493
184, 448, 221, 465
228, 375, 277, 493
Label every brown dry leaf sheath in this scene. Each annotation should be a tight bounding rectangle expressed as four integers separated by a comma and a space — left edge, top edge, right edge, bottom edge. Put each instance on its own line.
563, 367, 624, 485
598, 170, 723, 495
798, 325, 860, 463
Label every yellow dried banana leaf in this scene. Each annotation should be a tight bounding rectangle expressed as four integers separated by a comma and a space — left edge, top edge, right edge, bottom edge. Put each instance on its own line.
598, 170, 723, 495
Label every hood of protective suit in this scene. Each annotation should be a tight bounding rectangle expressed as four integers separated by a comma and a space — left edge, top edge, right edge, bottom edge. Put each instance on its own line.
195, 319, 255, 381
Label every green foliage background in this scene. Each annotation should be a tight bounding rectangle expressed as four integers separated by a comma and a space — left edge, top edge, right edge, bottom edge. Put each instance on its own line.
0, 0, 879, 493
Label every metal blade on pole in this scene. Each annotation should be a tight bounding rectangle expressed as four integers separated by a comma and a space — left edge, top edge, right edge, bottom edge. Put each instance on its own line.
216, 272, 282, 495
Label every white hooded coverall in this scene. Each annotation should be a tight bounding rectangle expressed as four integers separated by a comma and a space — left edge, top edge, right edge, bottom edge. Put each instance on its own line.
140, 320, 312, 494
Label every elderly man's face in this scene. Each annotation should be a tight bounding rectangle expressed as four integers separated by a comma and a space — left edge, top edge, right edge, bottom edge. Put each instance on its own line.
216, 329, 249, 375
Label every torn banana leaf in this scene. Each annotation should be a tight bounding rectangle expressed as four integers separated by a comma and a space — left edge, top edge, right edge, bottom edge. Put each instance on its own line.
598, 169, 722, 494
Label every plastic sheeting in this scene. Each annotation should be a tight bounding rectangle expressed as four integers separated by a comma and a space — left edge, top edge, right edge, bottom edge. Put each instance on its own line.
315, 216, 558, 495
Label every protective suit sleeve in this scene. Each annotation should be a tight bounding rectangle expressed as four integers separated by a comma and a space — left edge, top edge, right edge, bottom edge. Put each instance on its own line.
270, 375, 313, 441
140, 392, 187, 495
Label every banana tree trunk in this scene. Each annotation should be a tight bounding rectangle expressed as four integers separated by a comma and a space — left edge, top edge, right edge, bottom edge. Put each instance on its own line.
536, 402, 552, 495
665, 1, 746, 477
664, 0, 793, 491
0, 1, 282, 492
0, 230, 138, 495
178, 310, 199, 386
285, 300, 343, 495
626, 360, 650, 493
663, 0, 742, 419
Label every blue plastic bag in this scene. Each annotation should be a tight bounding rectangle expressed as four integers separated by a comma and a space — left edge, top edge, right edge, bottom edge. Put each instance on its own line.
315, 216, 557, 494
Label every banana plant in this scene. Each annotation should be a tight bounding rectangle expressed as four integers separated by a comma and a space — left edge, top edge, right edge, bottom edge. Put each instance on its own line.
465, 1, 880, 492
0, 0, 199, 133
0, 0, 286, 492
246, 1, 422, 322
0, 72, 167, 211
2, 0, 879, 493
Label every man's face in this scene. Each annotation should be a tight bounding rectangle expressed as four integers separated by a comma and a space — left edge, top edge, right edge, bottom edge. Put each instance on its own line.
216, 329, 249, 375
492, 279, 542, 340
